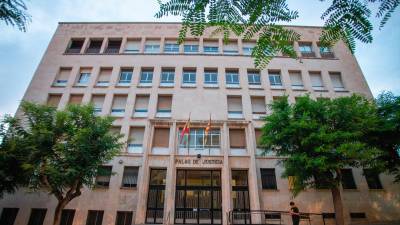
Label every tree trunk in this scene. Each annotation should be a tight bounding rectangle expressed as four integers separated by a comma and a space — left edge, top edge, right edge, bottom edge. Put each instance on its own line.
331, 186, 345, 225
53, 200, 67, 225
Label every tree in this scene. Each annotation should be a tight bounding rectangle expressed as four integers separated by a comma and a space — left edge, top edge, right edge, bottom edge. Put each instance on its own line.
156, 0, 399, 68
0, 102, 122, 225
0, 0, 31, 31
259, 95, 385, 225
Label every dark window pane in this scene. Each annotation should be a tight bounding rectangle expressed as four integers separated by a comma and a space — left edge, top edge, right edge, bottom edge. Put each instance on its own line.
95, 166, 112, 187
0, 208, 19, 225
122, 167, 138, 188
364, 169, 383, 189
261, 168, 277, 189
28, 209, 47, 225
350, 212, 366, 219
149, 169, 167, 185
115, 211, 133, 225
341, 169, 357, 189
86, 210, 104, 225
60, 209, 75, 225
232, 170, 248, 187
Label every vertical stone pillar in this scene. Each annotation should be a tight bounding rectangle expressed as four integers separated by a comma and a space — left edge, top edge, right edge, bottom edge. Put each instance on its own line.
164, 121, 177, 224
221, 122, 232, 225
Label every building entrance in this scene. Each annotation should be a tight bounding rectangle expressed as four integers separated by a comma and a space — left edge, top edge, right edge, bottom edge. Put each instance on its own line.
175, 170, 222, 225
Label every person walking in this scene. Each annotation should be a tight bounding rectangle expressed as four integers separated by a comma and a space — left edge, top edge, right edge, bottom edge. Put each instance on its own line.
289, 201, 300, 225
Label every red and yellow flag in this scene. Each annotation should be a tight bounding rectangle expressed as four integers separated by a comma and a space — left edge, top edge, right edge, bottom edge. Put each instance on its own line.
180, 114, 191, 144
204, 114, 211, 146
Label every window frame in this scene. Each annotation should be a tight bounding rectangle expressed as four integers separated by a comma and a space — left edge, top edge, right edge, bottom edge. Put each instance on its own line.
119, 70, 133, 84
260, 168, 278, 190
225, 72, 240, 85
161, 70, 175, 84
140, 70, 154, 84
182, 71, 196, 84
268, 73, 282, 86
248, 72, 261, 85
164, 43, 180, 53
121, 166, 139, 188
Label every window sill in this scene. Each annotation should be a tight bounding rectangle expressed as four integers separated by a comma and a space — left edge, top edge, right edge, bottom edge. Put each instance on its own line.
138, 83, 152, 88
96, 82, 110, 87
181, 83, 197, 88
156, 112, 171, 118
292, 86, 306, 91
120, 186, 137, 190
262, 189, 280, 192
52, 83, 67, 87
133, 112, 148, 118
94, 85, 109, 88
249, 85, 263, 90
204, 84, 219, 88
314, 89, 329, 92
253, 114, 266, 120
270, 86, 285, 90
116, 83, 131, 87
226, 84, 241, 89
73, 84, 88, 88
160, 83, 175, 88
334, 89, 349, 92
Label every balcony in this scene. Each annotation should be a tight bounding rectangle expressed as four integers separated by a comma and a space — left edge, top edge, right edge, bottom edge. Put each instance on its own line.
291, 84, 305, 90
228, 111, 244, 119
117, 81, 131, 87
133, 109, 148, 118
252, 113, 266, 120
53, 80, 68, 87
160, 82, 174, 87
301, 51, 316, 58
320, 51, 335, 59
127, 144, 143, 154
96, 81, 109, 87
178, 147, 221, 156
156, 110, 171, 118
111, 109, 125, 117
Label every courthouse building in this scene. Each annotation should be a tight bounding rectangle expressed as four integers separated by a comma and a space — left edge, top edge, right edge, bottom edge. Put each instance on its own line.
0, 22, 399, 225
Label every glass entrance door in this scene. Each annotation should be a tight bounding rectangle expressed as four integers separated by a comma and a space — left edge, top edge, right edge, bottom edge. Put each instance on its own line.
146, 169, 167, 224
175, 170, 222, 225
232, 170, 251, 225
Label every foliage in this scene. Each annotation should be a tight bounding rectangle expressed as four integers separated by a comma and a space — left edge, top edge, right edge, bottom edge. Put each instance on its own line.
259, 95, 385, 195
0, 0, 31, 31
0, 102, 122, 224
156, 0, 399, 68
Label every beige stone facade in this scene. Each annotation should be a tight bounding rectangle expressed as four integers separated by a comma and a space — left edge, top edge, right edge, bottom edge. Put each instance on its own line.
0, 22, 399, 225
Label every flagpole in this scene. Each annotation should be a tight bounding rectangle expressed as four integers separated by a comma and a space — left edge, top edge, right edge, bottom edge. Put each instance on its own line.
187, 112, 191, 155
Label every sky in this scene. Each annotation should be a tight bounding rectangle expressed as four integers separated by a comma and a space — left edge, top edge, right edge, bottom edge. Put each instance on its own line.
0, 0, 399, 116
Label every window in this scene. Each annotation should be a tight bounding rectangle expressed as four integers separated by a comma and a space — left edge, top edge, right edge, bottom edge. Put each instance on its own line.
153, 128, 170, 148
242, 41, 256, 55
140, 69, 153, 84
314, 172, 332, 189
350, 212, 366, 219
118, 69, 133, 85
134, 95, 149, 116
85, 39, 103, 54
319, 44, 335, 58
144, 39, 160, 53
161, 69, 175, 84
225, 70, 239, 85
184, 44, 199, 53
268, 71, 282, 87
111, 95, 127, 116
248, 70, 261, 85
289, 71, 304, 89
157, 95, 172, 114
91, 95, 104, 114
309, 72, 325, 90
96, 68, 112, 86
86, 210, 104, 225
128, 127, 144, 153
95, 166, 112, 187
0, 208, 19, 225
47, 94, 62, 108
77, 68, 91, 86
251, 96, 266, 115
203, 39, 219, 53
341, 169, 357, 189
66, 39, 84, 53
227, 96, 243, 118
364, 169, 383, 189
299, 42, 315, 57
27, 208, 47, 225
330, 72, 345, 91
60, 209, 75, 225
68, 94, 83, 105
254, 129, 262, 148
124, 39, 141, 53
261, 168, 277, 189
53, 68, 71, 86
122, 167, 139, 188
104, 39, 122, 54
229, 129, 246, 148
223, 41, 239, 54
179, 128, 220, 149
204, 69, 218, 85
164, 43, 180, 53
115, 211, 133, 225
182, 69, 196, 84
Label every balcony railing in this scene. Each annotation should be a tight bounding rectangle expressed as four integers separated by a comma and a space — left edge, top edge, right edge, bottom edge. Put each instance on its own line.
301, 51, 316, 58
320, 52, 335, 59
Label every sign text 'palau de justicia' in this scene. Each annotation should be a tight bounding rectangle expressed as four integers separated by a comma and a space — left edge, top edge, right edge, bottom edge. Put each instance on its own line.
175, 158, 223, 165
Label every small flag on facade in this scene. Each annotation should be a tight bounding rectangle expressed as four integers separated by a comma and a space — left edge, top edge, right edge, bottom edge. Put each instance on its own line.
204, 113, 211, 147
180, 113, 191, 145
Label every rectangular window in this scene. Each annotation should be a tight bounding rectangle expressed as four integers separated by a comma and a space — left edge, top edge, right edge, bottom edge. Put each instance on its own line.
299, 42, 315, 57
310, 72, 324, 90
314, 172, 332, 189
225, 70, 240, 85
68, 94, 83, 105
128, 127, 145, 153
77, 68, 91, 86
157, 95, 172, 113
118, 68, 133, 85
124, 39, 141, 53
227, 96, 243, 118
184, 44, 199, 53
364, 169, 383, 189
66, 39, 84, 53
144, 39, 160, 53
111, 95, 127, 116
60, 209, 75, 225
95, 166, 112, 187
203, 39, 219, 53
53, 68, 71, 86
96, 68, 112, 86
289, 71, 304, 89
341, 169, 357, 189
28, 208, 47, 225
122, 167, 139, 188
91, 95, 105, 114
104, 38, 122, 54
255, 129, 262, 148
140, 69, 153, 84
251, 96, 266, 115
204, 69, 218, 84
248, 70, 261, 85
243, 41, 256, 55
330, 72, 345, 91
86, 210, 104, 225
229, 129, 246, 148
261, 168, 277, 189
153, 128, 170, 148
350, 212, 366, 219
164, 43, 180, 53
115, 211, 133, 225
134, 95, 149, 115
268, 71, 282, 87
0, 208, 19, 225
223, 41, 239, 54
178, 128, 221, 149
161, 69, 175, 84
182, 69, 196, 84
47, 94, 62, 108
319, 44, 335, 58
85, 39, 103, 54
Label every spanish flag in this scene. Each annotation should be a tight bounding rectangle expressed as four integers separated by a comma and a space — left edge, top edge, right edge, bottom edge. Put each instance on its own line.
204, 114, 211, 146
180, 114, 191, 145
